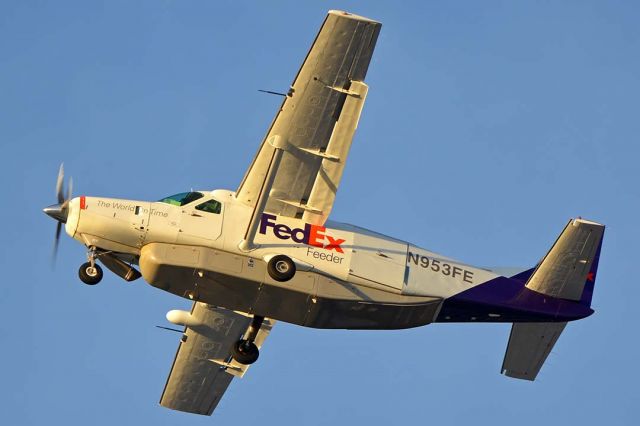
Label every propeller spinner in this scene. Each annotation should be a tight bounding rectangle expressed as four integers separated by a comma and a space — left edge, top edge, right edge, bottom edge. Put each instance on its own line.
44, 164, 73, 262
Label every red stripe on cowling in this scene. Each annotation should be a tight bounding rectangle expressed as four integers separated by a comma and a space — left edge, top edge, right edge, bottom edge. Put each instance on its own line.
80, 196, 86, 210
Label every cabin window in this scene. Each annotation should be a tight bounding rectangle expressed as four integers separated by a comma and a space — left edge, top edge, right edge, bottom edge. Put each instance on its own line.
195, 199, 222, 214
158, 192, 204, 206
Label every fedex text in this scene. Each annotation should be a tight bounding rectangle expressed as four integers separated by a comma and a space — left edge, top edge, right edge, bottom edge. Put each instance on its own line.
259, 213, 345, 253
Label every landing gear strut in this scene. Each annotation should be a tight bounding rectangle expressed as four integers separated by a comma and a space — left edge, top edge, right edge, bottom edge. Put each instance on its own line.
231, 315, 264, 365
79, 247, 103, 285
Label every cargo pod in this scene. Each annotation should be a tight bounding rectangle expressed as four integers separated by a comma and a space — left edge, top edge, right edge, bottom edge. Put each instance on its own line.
348, 231, 408, 292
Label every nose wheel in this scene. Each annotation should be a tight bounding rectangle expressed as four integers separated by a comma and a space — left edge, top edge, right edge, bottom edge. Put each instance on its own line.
79, 262, 103, 285
231, 315, 264, 365
78, 247, 103, 285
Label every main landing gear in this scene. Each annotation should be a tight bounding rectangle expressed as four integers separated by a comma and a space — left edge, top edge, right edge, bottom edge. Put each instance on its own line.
78, 247, 103, 285
267, 255, 296, 282
231, 315, 264, 365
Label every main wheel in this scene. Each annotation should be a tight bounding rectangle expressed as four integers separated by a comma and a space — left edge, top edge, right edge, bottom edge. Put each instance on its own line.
231, 340, 259, 365
79, 262, 103, 285
267, 255, 296, 282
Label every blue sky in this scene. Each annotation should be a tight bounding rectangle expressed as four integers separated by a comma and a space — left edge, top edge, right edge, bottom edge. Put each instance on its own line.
2, 1, 639, 424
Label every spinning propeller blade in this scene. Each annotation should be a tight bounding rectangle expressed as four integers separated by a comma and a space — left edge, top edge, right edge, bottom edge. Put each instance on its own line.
66, 176, 73, 206
56, 164, 64, 204
46, 163, 73, 266
52, 222, 62, 266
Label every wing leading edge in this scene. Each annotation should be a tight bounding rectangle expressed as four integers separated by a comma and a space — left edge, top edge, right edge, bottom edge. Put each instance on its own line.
235, 10, 381, 225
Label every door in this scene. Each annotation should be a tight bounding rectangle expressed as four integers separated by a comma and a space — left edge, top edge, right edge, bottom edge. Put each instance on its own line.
179, 198, 223, 241
349, 232, 408, 291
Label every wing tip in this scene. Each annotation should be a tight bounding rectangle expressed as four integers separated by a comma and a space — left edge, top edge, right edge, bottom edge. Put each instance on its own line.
501, 369, 537, 381
572, 217, 605, 228
328, 10, 381, 24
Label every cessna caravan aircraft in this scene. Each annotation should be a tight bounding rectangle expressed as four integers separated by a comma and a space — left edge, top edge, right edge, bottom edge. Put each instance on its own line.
44, 10, 605, 416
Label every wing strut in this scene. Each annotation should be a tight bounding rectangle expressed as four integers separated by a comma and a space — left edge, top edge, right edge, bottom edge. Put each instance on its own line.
238, 135, 286, 252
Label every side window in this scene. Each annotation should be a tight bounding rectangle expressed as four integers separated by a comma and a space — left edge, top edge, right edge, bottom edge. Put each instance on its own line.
195, 199, 222, 214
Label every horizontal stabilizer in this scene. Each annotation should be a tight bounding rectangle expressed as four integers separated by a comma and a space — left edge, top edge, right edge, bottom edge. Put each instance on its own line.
501, 322, 567, 381
526, 218, 604, 302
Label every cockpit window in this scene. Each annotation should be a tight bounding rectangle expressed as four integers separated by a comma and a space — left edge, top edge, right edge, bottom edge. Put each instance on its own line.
158, 192, 204, 206
195, 199, 222, 214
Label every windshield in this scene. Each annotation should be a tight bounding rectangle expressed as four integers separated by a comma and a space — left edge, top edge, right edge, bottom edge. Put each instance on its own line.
158, 192, 204, 206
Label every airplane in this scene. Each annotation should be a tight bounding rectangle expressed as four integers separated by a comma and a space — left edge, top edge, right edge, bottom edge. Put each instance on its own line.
43, 10, 605, 416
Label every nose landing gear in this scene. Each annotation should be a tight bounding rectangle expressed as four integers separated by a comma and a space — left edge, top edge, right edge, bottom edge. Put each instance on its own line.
78, 247, 103, 285
79, 262, 103, 285
231, 315, 264, 365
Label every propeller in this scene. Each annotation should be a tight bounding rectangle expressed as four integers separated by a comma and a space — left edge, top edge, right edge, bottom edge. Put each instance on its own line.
44, 164, 73, 264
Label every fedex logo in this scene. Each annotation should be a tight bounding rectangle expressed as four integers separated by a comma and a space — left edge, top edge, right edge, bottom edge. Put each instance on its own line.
258, 213, 345, 253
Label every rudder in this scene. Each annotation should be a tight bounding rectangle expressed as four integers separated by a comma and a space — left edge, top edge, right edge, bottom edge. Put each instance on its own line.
526, 218, 605, 305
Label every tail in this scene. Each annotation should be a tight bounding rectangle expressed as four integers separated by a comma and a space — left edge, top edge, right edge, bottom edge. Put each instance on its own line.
501, 218, 605, 381
525, 218, 605, 307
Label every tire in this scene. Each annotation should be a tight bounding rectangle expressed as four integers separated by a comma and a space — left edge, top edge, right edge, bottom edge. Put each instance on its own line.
231, 340, 259, 365
79, 262, 103, 285
267, 255, 296, 282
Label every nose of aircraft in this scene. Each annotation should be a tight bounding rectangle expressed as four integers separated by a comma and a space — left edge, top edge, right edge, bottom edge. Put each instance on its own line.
43, 203, 68, 223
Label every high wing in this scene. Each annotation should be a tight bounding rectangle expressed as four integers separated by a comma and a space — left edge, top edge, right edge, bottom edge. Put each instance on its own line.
235, 10, 381, 225
160, 302, 274, 416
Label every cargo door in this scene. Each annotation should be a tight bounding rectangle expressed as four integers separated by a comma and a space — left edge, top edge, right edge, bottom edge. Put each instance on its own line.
349, 233, 407, 291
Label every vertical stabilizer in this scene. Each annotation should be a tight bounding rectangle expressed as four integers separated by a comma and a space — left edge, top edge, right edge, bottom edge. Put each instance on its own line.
526, 218, 605, 304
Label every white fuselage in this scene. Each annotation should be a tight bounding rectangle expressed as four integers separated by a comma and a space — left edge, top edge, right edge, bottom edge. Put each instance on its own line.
64, 189, 498, 302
